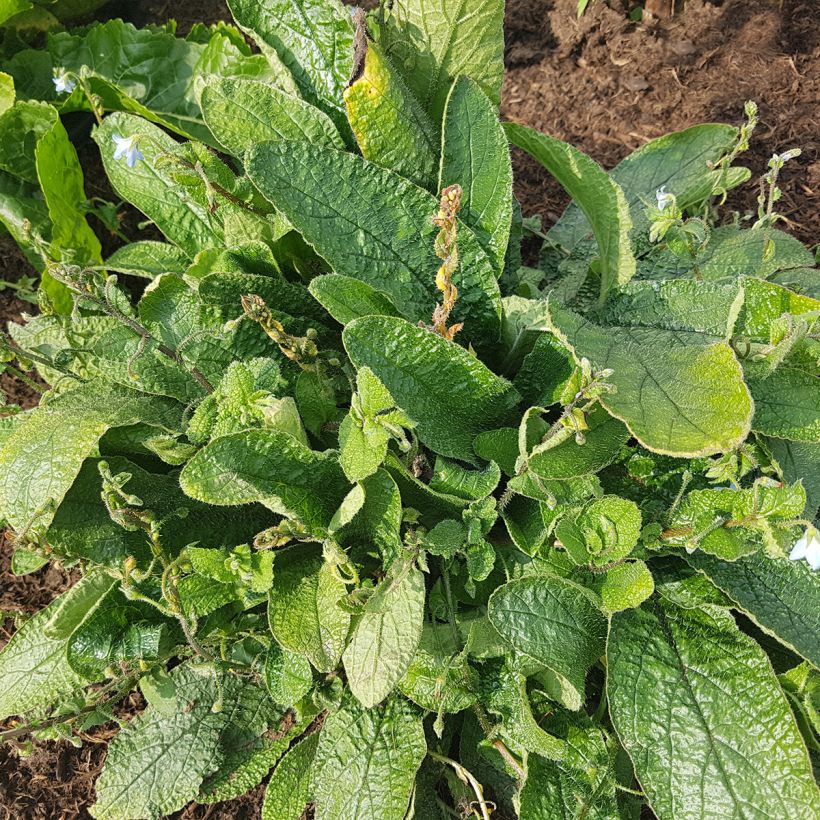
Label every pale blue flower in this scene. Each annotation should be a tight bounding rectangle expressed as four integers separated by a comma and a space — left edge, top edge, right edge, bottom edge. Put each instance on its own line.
789, 527, 820, 571
656, 186, 675, 211
52, 71, 76, 95
112, 134, 144, 168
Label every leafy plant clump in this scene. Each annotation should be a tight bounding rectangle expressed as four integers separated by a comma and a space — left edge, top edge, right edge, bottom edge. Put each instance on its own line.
1, 1, 819, 818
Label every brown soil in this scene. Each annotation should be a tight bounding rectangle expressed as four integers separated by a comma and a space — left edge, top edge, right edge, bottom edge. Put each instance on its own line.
1, 0, 818, 816
504, 0, 820, 246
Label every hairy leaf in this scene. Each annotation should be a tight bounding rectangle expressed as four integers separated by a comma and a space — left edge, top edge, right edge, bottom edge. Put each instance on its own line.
506, 123, 635, 301
488, 575, 606, 709
379, 0, 505, 122
267, 543, 350, 672
201, 77, 343, 156
548, 302, 753, 456
343, 561, 425, 707
440, 76, 512, 273
608, 600, 820, 819
180, 429, 349, 533
312, 694, 426, 820
344, 316, 519, 462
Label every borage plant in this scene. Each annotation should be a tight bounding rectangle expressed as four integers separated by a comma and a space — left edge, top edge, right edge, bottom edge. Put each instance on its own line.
0, 2, 819, 819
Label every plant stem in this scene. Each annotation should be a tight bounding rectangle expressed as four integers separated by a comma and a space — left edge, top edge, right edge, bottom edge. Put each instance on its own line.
428, 750, 493, 820
69, 286, 214, 393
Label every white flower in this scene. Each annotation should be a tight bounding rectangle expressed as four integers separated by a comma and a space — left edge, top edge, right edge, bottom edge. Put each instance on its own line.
112, 134, 144, 168
789, 527, 820, 571
52, 70, 76, 95
656, 186, 675, 211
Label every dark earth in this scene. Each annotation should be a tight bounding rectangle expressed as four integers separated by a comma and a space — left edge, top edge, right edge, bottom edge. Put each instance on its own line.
1, 0, 818, 816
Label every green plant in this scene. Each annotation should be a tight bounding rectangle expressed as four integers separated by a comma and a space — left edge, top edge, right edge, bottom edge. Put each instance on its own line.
0, 1, 819, 819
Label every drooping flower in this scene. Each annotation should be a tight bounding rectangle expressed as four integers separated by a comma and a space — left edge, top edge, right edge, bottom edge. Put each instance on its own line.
112, 134, 144, 168
656, 185, 675, 211
789, 527, 820, 571
52, 70, 76, 95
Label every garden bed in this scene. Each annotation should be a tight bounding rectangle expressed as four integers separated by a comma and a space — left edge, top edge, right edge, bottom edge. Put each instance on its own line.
1, 0, 818, 817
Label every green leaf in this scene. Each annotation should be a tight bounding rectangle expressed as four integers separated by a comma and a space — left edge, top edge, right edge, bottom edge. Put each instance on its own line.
180, 429, 349, 533
48, 457, 270, 568
334, 469, 404, 566
0, 0, 32, 26
548, 301, 753, 457
227, 0, 354, 141
550, 124, 738, 250
601, 278, 743, 338
608, 600, 820, 819
34, 111, 102, 266
10, 548, 48, 575
440, 76, 512, 273
668, 483, 805, 561
344, 39, 438, 190
379, 0, 505, 122
312, 694, 426, 820
735, 277, 820, 340
506, 123, 635, 302
343, 560, 426, 707
0, 72, 13, 116
748, 366, 820, 442
44, 570, 117, 639
555, 495, 642, 567
267, 543, 350, 673
344, 316, 519, 462
201, 77, 343, 156
308, 274, 401, 325
768, 437, 820, 517
67, 595, 164, 679
600, 560, 654, 613
93, 113, 222, 257
429, 457, 501, 501
686, 551, 820, 666
264, 645, 313, 706
40, 20, 279, 144
0, 382, 182, 532
0, 576, 105, 720
262, 733, 320, 820
398, 622, 476, 714
247, 140, 502, 340
525, 405, 630, 480
483, 662, 565, 759
91, 663, 279, 819
520, 729, 620, 820
488, 575, 606, 710
106, 241, 190, 278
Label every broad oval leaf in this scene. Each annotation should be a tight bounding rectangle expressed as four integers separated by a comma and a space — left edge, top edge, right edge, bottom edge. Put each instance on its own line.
311, 694, 426, 820
548, 301, 753, 457
227, 0, 354, 141
0, 382, 182, 532
343, 562, 426, 708
344, 39, 438, 190
0, 576, 104, 721
262, 732, 319, 820
245, 140, 502, 341
686, 551, 820, 667
179, 429, 349, 533
343, 316, 520, 462
201, 77, 343, 156
267, 543, 350, 673
94, 113, 221, 257
488, 575, 606, 710
608, 600, 820, 819
550, 123, 739, 250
